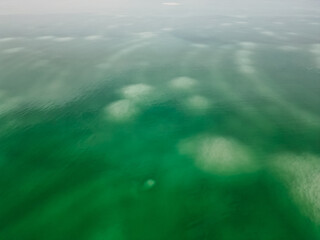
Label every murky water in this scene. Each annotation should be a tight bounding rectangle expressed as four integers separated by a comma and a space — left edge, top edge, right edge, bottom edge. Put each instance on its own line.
0, 12, 320, 239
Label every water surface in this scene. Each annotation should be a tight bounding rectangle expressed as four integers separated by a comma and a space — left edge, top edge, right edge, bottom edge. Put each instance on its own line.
0, 12, 320, 239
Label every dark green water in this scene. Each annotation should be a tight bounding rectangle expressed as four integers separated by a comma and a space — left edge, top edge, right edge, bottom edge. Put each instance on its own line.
0, 14, 320, 239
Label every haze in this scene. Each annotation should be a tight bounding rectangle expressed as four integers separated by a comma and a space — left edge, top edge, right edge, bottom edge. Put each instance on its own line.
0, 0, 319, 16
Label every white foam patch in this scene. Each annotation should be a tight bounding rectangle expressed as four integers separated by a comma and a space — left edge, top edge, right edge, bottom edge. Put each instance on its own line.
0, 97, 21, 115
237, 50, 252, 65
107, 25, 118, 29
84, 35, 103, 41
104, 99, 139, 122
278, 45, 299, 52
253, 27, 263, 31
234, 15, 248, 19
36, 36, 54, 40
143, 179, 156, 190
192, 44, 209, 48
271, 153, 320, 223
260, 31, 275, 37
121, 84, 154, 102
53, 37, 74, 42
105, 42, 150, 65
115, 14, 128, 18
241, 65, 255, 74
3, 47, 24, 54
273, 21, 284, 25
286, 32, 298, 36
169, 76, 197, 90
310, 44, 320, 54
235, 21, 248, 24
220, 23, 233, 27
137, 32, 156, 39
310, 44, 320, 68
236, 49, 255, 74
179, 136, 256, 175
96, 62, 111, 69
161, 28, 174, 32
315, 57, 320, 69
239, 42, 257, 49
0, 37, 16, 42
184, 95, 211, 113
0, 90, 6, 99
162, 2, 181, 6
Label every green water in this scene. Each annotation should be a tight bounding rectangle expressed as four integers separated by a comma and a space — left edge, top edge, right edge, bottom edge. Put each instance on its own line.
0, 14, 320, 239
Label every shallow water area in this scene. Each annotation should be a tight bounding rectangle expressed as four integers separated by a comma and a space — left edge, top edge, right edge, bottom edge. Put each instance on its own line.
0, 4, 320, 240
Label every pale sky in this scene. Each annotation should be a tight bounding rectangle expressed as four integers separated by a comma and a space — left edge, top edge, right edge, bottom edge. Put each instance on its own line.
0, 0, 319, 16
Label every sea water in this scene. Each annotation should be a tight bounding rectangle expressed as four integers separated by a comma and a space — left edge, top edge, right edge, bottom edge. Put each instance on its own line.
0, 12, 320, 240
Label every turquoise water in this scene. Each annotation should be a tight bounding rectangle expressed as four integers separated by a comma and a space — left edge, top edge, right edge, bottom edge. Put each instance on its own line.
0, 14, 320, 239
